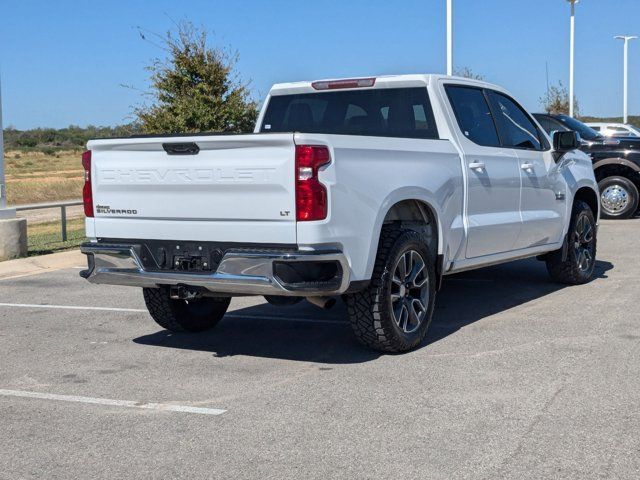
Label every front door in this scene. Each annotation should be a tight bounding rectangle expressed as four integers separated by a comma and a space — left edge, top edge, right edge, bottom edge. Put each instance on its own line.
514, 149, 566, 247
485, 91, 566, 248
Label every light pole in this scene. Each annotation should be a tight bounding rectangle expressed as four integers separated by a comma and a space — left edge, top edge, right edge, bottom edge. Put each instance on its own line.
566, 0, 578, 117
614, 35, 638, 124
0, 74, 5, 211
446, 0, 453, 75
0, 72, 14, 218
0, 71, 18, 220
0, 73, 25, 259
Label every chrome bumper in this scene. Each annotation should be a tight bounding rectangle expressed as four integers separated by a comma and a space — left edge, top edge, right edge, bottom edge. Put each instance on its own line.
80, 243, 350, 296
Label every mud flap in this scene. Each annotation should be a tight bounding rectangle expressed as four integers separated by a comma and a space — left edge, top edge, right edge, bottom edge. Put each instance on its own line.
537, 233, 569, 263
436, 254, 445, 291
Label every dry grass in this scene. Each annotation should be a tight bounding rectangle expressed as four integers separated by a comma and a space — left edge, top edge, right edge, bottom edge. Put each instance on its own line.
3, 150, 87, 255
5, 150, 84, 205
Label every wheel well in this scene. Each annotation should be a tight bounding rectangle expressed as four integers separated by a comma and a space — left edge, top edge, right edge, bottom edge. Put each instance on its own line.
594, 163, 640, 186
382, 199, 439, 265
574, 187, 599, 217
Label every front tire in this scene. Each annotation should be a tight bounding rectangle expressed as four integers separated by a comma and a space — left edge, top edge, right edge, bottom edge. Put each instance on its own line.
143, 287, 230, 332
344, 227, 436, 352
546, 200, 597, 284
598, 175, 639, 219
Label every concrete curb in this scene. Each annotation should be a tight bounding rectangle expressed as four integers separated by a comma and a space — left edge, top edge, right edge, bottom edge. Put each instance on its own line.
0, 218, 27, 261
0, 249, 85, 280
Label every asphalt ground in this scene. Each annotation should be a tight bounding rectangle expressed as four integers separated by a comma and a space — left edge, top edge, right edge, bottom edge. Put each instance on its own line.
0, 219, 638, 479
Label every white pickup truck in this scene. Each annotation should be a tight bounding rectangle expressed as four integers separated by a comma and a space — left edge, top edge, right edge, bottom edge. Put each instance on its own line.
80, 74, 599, 352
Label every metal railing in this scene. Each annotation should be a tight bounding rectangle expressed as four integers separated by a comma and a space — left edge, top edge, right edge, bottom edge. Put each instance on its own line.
15, 200, 83, 242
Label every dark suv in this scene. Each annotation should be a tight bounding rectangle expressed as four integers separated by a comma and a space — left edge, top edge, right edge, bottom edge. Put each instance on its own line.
534, 113, 640, 219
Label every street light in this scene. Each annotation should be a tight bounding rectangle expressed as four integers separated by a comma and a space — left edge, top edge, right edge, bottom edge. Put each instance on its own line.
446, 0, 453, 75
614, 35, 638, 124
0, 72, 14, 219
0, 72, 25, 259
0, 74, 5, 211
566, 0, 579, 117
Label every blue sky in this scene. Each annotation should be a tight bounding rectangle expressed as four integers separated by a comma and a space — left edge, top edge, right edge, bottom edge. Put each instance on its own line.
1, 0, 639, 129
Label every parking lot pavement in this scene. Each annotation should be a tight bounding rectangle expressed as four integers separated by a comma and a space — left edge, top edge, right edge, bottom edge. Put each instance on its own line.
0, 220, 638, 480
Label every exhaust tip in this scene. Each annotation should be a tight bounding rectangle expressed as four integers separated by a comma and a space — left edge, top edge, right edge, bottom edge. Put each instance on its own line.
306, 296, 336, 310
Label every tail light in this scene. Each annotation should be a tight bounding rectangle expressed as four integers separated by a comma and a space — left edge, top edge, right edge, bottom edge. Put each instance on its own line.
295, 145, 331, 221
82, 150, 94, 217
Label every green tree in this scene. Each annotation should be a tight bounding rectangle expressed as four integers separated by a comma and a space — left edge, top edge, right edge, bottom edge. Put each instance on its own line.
539, 81, 579, 116
133, 21, 258, 134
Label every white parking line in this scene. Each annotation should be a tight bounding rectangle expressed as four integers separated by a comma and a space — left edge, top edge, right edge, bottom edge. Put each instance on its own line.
0, 303, 345, 324
0, 389, 226, 416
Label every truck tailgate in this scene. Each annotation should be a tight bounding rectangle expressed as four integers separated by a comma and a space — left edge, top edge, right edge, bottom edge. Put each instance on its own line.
87, 133, 297, 244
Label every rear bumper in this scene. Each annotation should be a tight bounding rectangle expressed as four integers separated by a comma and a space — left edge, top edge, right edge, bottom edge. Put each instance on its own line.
80, 242, 350, 296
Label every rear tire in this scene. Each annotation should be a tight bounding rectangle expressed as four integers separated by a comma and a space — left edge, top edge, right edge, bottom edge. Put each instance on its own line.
546, 200, 597, 285
598, 176, 639, 219
142, 287, 230, 332
344, 227, 436, 353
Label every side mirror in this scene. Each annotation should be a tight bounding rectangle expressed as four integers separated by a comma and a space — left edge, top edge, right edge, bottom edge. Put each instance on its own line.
553, 130, 580, 153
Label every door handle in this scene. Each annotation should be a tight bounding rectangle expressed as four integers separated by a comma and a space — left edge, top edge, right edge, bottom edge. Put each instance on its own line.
520, 162, 534, 171
469, 161, 485, 171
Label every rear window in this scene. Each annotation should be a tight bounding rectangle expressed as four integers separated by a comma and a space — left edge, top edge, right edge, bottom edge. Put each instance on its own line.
260, 87, 439, 139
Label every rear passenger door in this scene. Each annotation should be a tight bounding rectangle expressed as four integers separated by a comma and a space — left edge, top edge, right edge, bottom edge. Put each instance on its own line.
485, 91, 566, 248
445, 85, 521, 258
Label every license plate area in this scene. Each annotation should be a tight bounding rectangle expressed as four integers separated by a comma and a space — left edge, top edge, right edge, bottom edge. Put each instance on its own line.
137, 241, 225, 274
174, 255, 208, 272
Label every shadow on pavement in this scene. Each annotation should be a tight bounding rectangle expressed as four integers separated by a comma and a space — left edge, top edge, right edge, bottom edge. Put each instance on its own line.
133, 258, 613, 364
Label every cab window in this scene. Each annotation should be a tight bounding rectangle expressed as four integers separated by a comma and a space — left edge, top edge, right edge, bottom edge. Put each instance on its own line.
445, 86, 500, 147
486, 91, 543, 150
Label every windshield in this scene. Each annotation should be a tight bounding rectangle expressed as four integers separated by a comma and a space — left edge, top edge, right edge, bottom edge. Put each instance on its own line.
554, 115, 601, 141
626, 125, 640, 136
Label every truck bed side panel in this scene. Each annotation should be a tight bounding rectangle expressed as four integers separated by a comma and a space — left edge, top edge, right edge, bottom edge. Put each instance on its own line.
294, 133, 464, 281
